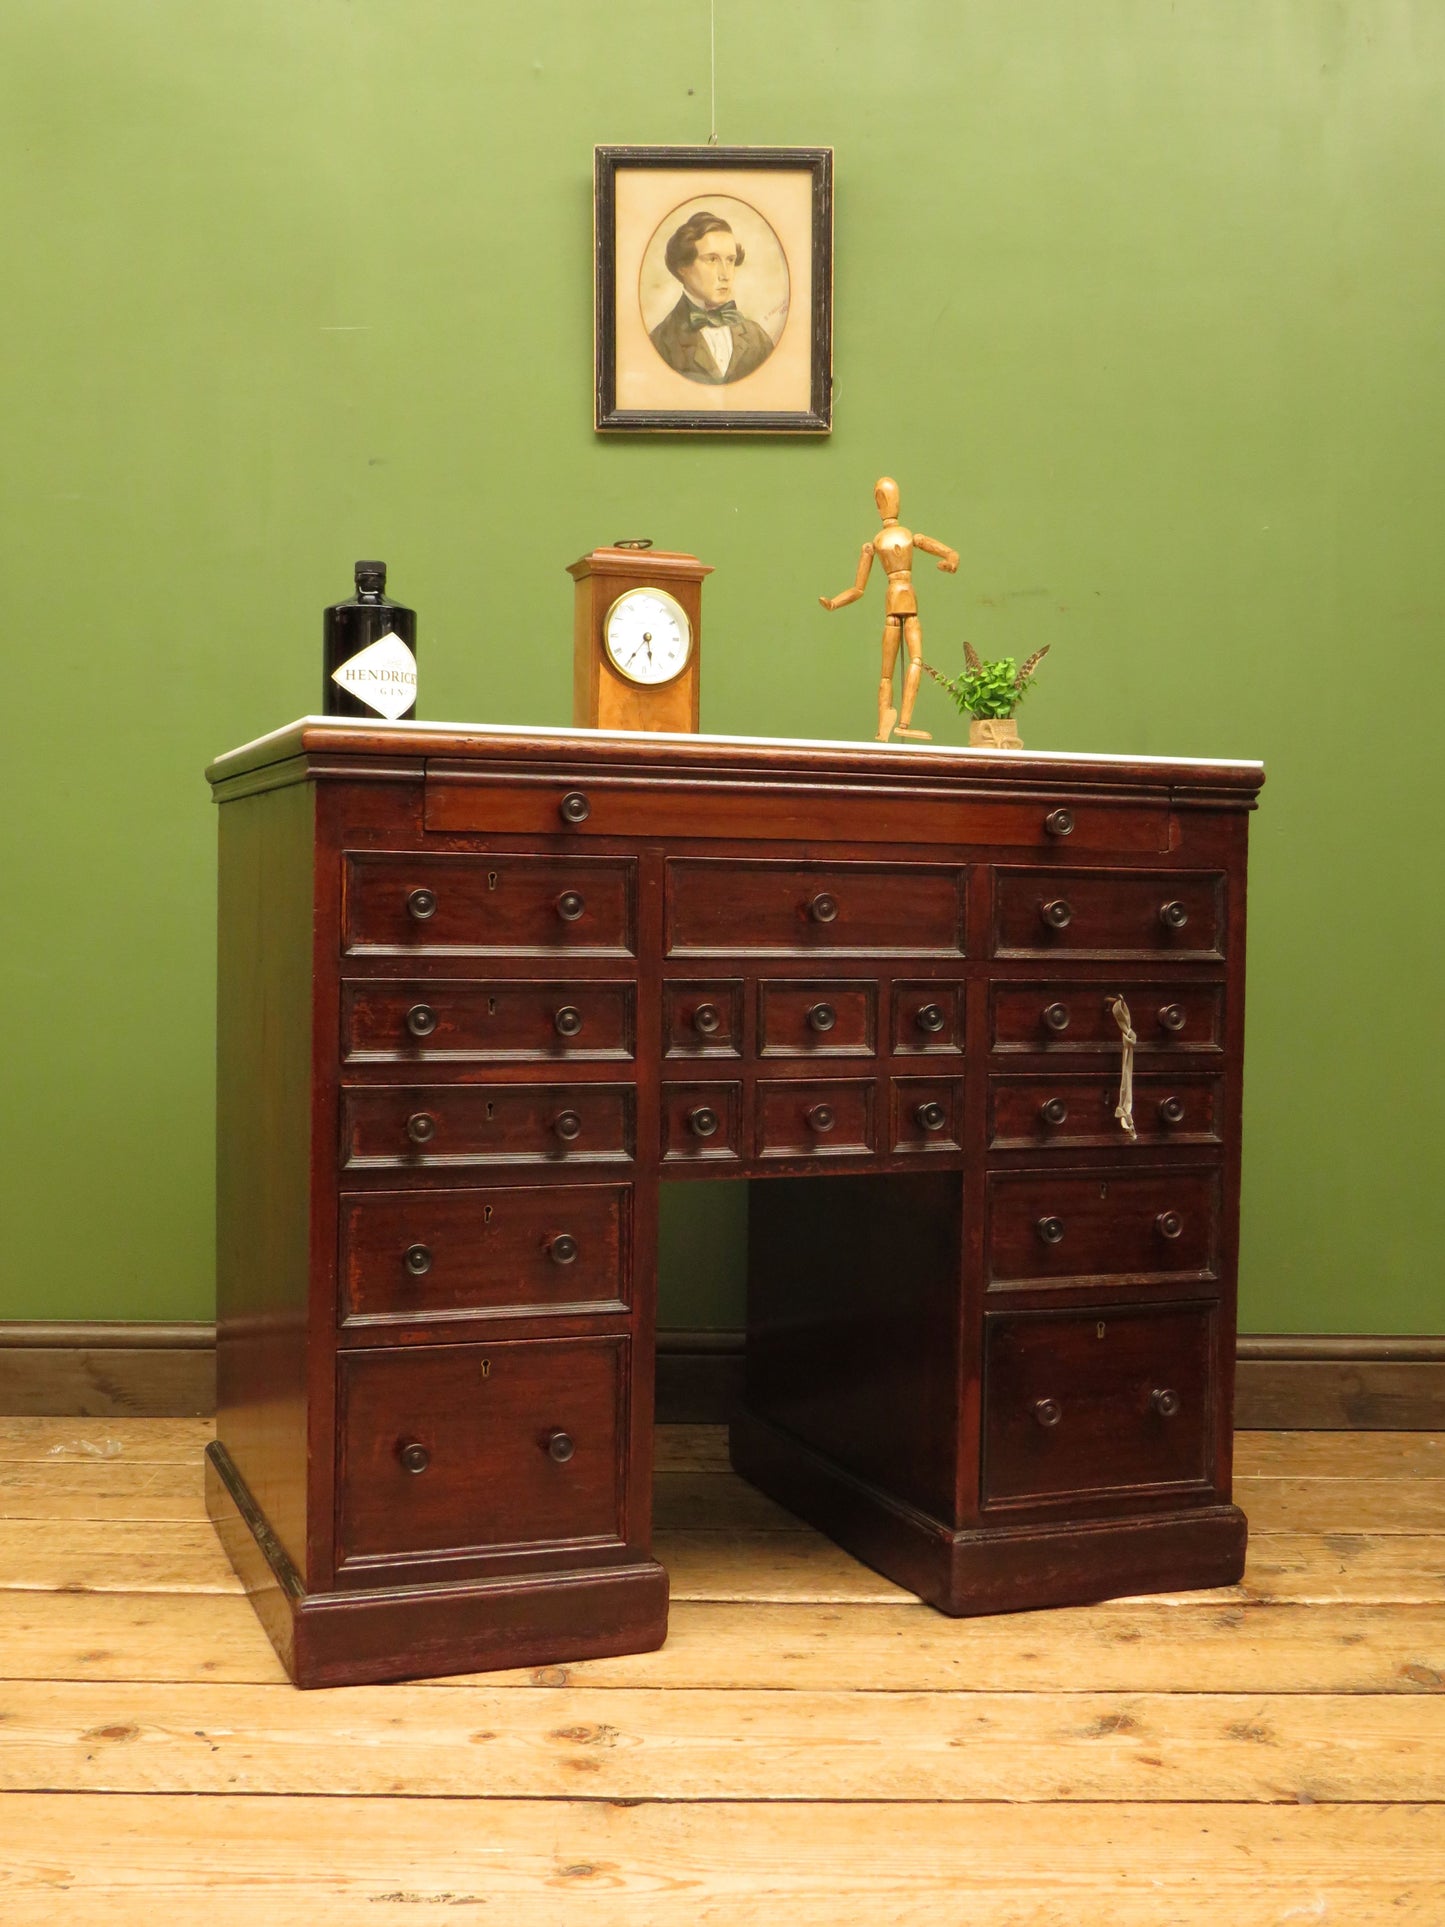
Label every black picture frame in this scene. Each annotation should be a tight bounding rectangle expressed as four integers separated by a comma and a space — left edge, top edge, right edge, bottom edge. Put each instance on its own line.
594, 144, 833, 434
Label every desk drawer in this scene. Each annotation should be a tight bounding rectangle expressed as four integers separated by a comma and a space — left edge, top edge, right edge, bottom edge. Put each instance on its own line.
891, 982, 965, 1056
891, 1076, 965, 1152
756, 1078, 875, 1159
343, 853, 636, 956
661, 1082, 744, 1164
989, 1072, 1224, 1150
336, 1337, 625, 1569
993, 870, 1224, 959
758, 980, 877, 1058
663, 980, 745, 1059
983, 1304, 1214, 1507
987, 1169, 1220, 1289
342, 979, 634, 1063
991, 981, 1224, 1054
339, 1185, 629, 1325
666, 860, 965, 957
342, 1084, 634, 1167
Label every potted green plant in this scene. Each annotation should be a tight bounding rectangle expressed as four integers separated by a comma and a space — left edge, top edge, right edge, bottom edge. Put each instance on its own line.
924, 641, 1049, 749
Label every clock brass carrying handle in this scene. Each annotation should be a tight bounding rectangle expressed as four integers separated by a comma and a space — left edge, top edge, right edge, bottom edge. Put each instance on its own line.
807, 1002, 837, 1034
1159, 900, 1190, 930
546, 1430, 576, 1463
553, 1005, 584, 1038
1156, 1210, 1184, 1239
1032, 1398, 1063, 1429
613, 538, 653, 550
1042, 1001, 1071, 1033
808, 892, 839, 925
548, 1233, 579, 1266
405, 1112, 437, 1145
806, 1102, 836, 1134
1158, 1003, 1188, 1033
398, 1440, 430, 1474
1044, 808, 1075, 838
688, 1105, 720, 1139
915, 1003, 947, 1034
556, 891, 586, 923
553, 1110, 583, 1143
915, 1100, 947, 1132
1040, 1097, 1068, 1126
405, 1003, 439, 1039
1041, 899, 1073, 930
559, 791, 591, 825
1152, 1388, 1182, 1419
406, 887, 437, 922
1036, 1215, 1065, 1245
692, 1002, 722, 1037
1159, 1095, 1186, 1126
403, 1243, 433, 1277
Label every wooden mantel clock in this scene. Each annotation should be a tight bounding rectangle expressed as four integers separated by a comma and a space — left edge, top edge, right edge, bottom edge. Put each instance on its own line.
568, 543, 712, 733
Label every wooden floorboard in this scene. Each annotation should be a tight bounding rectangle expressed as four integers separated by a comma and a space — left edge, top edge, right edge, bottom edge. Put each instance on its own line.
0, 1422, 1441, 1924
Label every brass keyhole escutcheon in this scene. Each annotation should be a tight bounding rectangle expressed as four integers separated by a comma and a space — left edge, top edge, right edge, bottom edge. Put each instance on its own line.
487, 872, 499, 891
483, 1205, 493, 1226
480, 1359, 491, 1379
486, 1102, 495, 1120
1096, 1322, 1106, 1339
488, 997, 497, 1015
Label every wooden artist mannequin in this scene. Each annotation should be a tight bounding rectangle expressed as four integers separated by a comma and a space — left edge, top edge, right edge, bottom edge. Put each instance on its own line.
819, 476, 959, 743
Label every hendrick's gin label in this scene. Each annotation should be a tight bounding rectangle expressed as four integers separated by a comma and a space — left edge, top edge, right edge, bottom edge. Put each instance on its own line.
324, 560, 418, 720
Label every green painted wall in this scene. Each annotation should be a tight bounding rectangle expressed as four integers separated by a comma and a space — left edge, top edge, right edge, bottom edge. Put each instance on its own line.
2, 1, 1441, 1333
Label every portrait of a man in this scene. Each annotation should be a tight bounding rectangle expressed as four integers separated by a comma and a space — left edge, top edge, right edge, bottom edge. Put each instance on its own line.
648, 209, 777, 386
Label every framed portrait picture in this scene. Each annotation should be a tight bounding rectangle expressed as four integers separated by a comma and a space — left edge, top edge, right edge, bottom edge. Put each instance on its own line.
594, 145, 833, 434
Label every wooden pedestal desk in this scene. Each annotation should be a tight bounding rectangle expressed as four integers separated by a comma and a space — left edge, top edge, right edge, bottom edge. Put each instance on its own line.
205, 718, 1264, 1688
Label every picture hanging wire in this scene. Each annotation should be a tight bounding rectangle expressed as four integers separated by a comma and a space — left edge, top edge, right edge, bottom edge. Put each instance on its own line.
709, 0, 718, 144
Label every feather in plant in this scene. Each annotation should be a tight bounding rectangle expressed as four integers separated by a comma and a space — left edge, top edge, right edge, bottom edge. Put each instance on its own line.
1013, 645, 1050, 692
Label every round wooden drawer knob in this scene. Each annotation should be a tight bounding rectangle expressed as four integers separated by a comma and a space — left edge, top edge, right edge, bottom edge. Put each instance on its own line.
406, 1112, 437, 1145
1158, 1096, 1186, 1126
406, 887, 437, 922
546, 1431, 575, 1464
403, 1243, 433, 1276
915, 1003, 946, 1034
692, 1003, 722, 1036
807, 1103, 836, 1134
555, 891, 586, 923
1032, 1398, 1063, 1429
1158, 1004, 1187, 1033
553, 1005, 584, 1038
1159, 900, 1189, 930
1040, 1097, 1068, 1126
1152, 1388, 1182, 1419
1036, 1215, 1065, 1245
1044, 808, 1075, 837
1041, 899, 1073, 929
1156, 1211, 1184, 1239
559, 791, 591, 825
405, 1003, 439, 1038
914, 1100, 947, 1132
807, 1002, 837, 1033
398, 1440, 430, 1474
553, 1111, 583, 1142
689, 1106, 720, 1139
1042, 1002, 1071, 1032
808, 893, 839, 924
548, 1234, 579, 1266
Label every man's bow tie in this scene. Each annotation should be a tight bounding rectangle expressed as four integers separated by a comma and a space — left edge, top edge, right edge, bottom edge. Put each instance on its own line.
686, 302, 742, 330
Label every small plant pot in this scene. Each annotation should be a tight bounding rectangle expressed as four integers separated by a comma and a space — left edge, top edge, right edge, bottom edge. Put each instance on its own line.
969, 717, 1023, 750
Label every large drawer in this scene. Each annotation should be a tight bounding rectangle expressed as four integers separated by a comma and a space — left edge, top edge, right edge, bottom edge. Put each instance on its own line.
343, 852, 636, 956
991, 980, 1224, 1054
987, 1168, 1220, 1289
988, 1071, 1224, 1150
341, 979, 635, 1063
666, 860, 966, 957
993, 869, 1224, 960
342, 1084, 635, 1167
983, 1304, 1215, 1507
336, 1336, 626, 1569
338, 1184, 630, 1326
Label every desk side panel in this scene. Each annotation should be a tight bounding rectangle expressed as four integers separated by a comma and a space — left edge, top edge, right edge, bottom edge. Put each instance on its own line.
215, 780, 316, 1584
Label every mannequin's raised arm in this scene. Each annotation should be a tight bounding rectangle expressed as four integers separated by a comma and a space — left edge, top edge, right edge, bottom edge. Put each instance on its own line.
820, 542, 875, 611
915, 533, 959, 574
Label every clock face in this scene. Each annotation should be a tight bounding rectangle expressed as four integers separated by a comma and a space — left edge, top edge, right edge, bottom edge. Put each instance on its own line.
604, 588, 692, 687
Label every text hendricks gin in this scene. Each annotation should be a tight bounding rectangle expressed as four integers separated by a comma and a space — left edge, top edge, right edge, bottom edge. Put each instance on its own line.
323, 560, 418, 720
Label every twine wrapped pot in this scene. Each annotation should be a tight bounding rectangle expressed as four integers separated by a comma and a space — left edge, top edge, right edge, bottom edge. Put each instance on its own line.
968, 717, 1023, 749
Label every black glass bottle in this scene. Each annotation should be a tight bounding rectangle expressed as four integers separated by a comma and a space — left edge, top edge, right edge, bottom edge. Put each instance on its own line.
323, 560, 418, 719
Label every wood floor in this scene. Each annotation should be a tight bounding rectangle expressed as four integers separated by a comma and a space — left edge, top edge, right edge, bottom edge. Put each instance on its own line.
0, 1420, 1441, 1924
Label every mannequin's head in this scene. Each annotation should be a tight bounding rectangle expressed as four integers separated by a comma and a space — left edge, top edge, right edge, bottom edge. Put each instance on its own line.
874, 476, 900, 519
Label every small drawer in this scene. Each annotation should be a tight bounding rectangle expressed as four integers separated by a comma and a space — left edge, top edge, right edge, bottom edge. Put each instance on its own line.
343, 853, 636, 956
756, 1078, 875, 1159
663, 980, 744, 1059
993, 869, 1224, 960
991, 981, 1224, 1054
338, 1185, 630, 1326
989, 1072, 1223, 1150
661, 1082, 743, 1164
982, 1304, 1214, 1507
987, 1169, 1220, 1289
341, 979, 635, 1063
758, 980, 876, 1058
891, 982, 964, 1056
666, 860, 965, 957
336, 1336, 625, 1570
341, 1084, 634, 1168
891, 1076, 965, 1152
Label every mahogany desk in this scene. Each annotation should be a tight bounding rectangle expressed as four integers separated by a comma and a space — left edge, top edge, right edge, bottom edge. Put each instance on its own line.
205, 719, 1264, 1688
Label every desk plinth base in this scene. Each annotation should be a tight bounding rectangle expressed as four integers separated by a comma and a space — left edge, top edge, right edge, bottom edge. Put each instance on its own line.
205, 1443, 669, 1689
730, 1409, 1248, 1616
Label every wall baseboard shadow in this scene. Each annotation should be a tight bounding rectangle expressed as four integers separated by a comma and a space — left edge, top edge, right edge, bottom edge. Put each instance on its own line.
2, 1323, 1443, 1429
